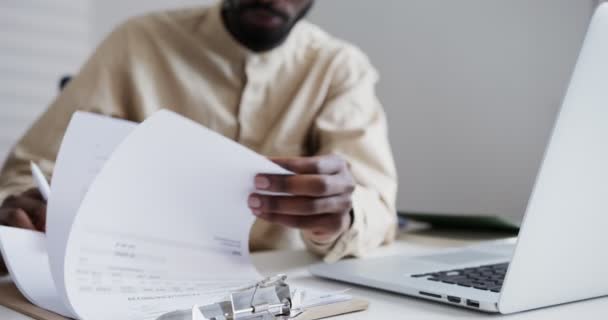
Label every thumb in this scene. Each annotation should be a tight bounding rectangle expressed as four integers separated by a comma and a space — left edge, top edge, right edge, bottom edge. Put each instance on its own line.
9, 209, 37, 230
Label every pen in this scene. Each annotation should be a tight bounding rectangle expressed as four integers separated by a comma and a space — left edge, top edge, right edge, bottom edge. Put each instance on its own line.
30, 161, 51, 201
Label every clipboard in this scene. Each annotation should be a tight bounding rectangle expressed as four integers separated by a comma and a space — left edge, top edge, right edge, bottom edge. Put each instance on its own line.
0, 281, 67, 320
0, 276, 369, 320
162, 275, 369, 320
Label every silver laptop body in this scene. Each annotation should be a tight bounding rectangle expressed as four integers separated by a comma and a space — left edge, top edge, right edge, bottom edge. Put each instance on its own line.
310, 4, 608, 314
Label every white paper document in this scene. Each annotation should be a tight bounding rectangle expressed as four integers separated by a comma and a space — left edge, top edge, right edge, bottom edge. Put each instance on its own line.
47, 112, 136, 315
0, 110, 292, 320
0, 227, 73, 318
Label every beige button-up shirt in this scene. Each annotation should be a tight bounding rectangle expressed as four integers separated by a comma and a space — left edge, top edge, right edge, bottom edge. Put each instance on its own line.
0, 4, 397, 262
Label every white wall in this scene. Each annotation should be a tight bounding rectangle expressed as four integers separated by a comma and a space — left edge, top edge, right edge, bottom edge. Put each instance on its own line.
0, 0, 90, 161
310, 0, 594, 219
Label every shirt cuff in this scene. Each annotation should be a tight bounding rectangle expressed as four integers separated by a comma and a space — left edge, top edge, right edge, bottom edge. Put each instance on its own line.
302, 186, 370, 263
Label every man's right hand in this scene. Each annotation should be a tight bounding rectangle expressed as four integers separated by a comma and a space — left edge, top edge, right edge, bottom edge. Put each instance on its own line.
0, 188, 46, 274
0, 188, 47, 232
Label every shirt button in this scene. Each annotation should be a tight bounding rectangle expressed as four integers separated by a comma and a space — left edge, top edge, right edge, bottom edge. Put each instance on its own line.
247, 55, 260, 65
248, 81, 263, 92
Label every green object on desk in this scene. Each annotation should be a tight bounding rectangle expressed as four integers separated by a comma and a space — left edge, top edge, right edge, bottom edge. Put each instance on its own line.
400, 212, 521, 233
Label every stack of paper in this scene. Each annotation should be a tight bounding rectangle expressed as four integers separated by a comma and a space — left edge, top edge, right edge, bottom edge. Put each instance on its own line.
0, 110, 293, 319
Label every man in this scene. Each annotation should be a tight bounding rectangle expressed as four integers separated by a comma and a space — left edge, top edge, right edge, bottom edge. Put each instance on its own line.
0, 0, 397, 273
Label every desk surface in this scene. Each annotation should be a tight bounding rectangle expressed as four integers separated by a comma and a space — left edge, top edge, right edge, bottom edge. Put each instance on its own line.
2, 227, 606, 319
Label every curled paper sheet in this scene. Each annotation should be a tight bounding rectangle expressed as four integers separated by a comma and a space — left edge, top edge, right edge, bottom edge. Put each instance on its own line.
0, 110, 290, 320
192, 305, 206, 320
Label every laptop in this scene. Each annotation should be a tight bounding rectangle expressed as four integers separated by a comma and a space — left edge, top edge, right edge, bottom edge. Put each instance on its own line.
310, 4, 608, 314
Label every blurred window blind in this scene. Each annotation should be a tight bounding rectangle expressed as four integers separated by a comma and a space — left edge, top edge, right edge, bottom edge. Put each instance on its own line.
0, 0, 90, 163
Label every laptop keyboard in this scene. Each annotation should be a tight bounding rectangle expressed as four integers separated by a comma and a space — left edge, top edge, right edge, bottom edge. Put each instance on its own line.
411, 262, 509, 293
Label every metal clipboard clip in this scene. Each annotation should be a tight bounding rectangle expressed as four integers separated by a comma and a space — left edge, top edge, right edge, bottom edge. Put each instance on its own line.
230, 274, 292, 320
157, 274, 294, 320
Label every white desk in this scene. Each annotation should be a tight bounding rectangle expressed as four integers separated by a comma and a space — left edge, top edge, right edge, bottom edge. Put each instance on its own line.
2, 227, 606, 319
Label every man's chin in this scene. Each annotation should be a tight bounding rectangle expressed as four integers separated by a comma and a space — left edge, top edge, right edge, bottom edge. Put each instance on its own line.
238, 25, 291, 51
241, 10, 287, 30
243, 23, 287, 36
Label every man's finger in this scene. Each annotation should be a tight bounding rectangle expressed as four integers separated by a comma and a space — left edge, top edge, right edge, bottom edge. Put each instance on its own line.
257, 212, 345, 233
248, 194, 352, 216
21, 188, 45, 202
34, 207, 47, 232
4, 209, 36, 230
255, 173, 355, 196
271, 155, 346, 175
2, 196, 45, 220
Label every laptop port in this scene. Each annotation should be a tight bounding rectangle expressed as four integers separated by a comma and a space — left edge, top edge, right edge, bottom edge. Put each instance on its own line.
419, 291, 441, 299
447, 296, 461, 304
466, 300, 480, 308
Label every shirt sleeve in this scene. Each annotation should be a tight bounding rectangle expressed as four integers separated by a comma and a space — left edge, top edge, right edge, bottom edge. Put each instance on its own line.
0, 22, 136, 204
301, 46, 399, 263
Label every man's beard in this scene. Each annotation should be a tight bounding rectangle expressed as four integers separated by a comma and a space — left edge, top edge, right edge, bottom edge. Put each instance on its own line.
222, 0, 314, 52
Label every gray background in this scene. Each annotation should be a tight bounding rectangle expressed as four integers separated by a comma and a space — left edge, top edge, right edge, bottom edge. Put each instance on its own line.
308, 0, 594, 219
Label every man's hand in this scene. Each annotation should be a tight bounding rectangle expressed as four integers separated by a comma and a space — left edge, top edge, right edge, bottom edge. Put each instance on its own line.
249, 155, 355, 244
0, 188, 46, 275
0, 188, 47, 232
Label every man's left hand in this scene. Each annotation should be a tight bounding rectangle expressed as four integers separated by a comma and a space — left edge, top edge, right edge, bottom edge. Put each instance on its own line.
249, 155, 355, 243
